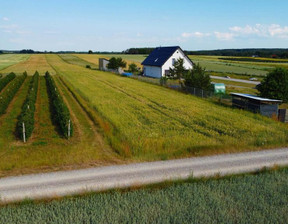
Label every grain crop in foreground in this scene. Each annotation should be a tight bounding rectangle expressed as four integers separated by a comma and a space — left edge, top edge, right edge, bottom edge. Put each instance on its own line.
0, 168, 287, 223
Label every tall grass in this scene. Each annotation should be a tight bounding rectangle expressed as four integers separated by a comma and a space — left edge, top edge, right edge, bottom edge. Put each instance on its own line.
46, 54, 288, 159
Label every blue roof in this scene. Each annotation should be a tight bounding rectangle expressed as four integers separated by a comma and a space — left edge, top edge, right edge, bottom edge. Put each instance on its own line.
141, 46, 181, 67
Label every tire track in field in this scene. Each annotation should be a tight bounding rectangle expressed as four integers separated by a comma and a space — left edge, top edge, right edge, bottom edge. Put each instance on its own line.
93, 78, 221, 140
54, 75, 121, 162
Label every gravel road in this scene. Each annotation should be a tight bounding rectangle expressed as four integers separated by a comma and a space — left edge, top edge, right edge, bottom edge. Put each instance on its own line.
0, 148, 287, 203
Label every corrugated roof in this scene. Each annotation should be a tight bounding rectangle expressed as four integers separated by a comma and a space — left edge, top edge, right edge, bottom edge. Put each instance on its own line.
141, 46, 180, 67
230, 93, 282, 103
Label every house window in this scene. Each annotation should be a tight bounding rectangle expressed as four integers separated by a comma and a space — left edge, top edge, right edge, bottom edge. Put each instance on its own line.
172, 58, 176, 65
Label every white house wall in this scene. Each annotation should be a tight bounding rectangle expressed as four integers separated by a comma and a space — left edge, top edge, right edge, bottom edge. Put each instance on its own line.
144, 66, 162, 78
161, 50, 193, 77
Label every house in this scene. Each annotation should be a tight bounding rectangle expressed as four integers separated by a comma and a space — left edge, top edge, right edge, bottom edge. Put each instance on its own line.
230, 93, 282, 118
99, 58, 109, 71
141, 46, 193, 78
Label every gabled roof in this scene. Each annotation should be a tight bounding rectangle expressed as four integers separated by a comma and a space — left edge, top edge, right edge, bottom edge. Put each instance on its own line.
141, 46, 182, 67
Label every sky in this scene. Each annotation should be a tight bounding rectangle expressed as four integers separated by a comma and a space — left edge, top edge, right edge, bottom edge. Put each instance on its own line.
0, 0, 288, 51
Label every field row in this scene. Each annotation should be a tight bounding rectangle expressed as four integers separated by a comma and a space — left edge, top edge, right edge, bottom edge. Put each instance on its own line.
0, 71, 119, 177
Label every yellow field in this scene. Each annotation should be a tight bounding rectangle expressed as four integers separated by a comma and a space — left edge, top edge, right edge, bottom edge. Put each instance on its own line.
1, 54, 56, 75
75, 54, 143, 69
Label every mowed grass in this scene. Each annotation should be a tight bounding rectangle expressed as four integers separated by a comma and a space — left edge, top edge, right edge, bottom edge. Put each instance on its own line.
46, 54, 288, 160
0, 73, 120, 177
0, 54, 30, 71
1, 168, 288, 223
0, 54, 56, 75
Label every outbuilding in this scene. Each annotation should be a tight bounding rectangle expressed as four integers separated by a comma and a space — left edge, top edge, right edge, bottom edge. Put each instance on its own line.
230, 93, 282, 118
99, 58, 109, 71
141, 46, 193, 78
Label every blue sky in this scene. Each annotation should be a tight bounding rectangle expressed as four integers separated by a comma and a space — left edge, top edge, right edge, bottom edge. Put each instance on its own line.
1, 0, 288, 51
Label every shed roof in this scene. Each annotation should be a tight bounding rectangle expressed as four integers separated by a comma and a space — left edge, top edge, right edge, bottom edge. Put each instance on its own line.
141, 46, 183, 67
230, 93, 282, 103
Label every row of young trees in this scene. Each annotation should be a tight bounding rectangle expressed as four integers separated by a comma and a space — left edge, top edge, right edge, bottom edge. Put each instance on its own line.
0, 72, 27, 115
45, 72, 73, 138
0, 72, 16, 92
16, 71, 39, 141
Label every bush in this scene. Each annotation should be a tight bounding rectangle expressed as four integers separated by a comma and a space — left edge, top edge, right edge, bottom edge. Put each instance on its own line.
16, 71, 39, 141
0, 72, 16, 92
256, 67, 288, 102
86, 65, 91, 69
184, 63, 211, 91
107, 57, 127, 70
0, 72, 27, 115
45, 72, 73, 138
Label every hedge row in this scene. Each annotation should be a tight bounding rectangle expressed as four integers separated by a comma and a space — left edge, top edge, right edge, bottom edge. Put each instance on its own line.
45, 72, 73, 138
16, 71, 39, 141
0, 72, 27, 115
0, 72, 16, 92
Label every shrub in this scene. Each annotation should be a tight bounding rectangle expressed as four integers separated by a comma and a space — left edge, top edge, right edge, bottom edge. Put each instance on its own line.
256, 67, 288, 102
0, 72, 16, 92
16, 71, 39, 141
45, 71, 73, 138
0, 72, 27, 115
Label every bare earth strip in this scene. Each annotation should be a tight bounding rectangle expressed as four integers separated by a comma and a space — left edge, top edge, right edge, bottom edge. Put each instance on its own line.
0, 148, 287, 203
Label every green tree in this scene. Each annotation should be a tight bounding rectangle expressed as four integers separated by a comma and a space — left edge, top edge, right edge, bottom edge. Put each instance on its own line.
256, 67, 288, 102
88, 50, 93, 54
128, 63, 138, 73
184, 63, 211, 90
169, 58, 186, 80
107, 57, 127, 70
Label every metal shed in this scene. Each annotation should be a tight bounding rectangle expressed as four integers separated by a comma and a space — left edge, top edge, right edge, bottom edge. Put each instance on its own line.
230, 93, 282, 118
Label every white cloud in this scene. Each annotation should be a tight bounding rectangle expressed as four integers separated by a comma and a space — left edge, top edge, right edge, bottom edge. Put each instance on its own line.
2, 17, 9, 21
181, 32, 211, 38
214, 32, 235, 41
268, 24, 288, 38
214, 24, 288, 40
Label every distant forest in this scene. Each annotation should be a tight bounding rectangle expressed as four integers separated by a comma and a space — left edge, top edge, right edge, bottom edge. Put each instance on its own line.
1, 48, 288, 58
123, 48, 288, 58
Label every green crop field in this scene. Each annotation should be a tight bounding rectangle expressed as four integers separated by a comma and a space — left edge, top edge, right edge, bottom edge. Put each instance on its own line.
0, 54, 287, 176
46, 54, 287, 160
1, 168, 287, 223
0, 54, 30, 71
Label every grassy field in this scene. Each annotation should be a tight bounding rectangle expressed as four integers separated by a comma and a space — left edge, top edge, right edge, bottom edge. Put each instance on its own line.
0, 54, 30, 71
0, 55, 121, 177
1, 168, 287, 223
0, 54, 56, 75
46, 54, 288, 160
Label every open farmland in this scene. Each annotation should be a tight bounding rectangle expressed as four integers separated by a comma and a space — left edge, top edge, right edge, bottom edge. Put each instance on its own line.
0, 54, 30, 71
1, 168, 287, 223
0, 55, 120, 177
0, 54, 56, 75
75, 54, 145, 69
46, 54, 288, 160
